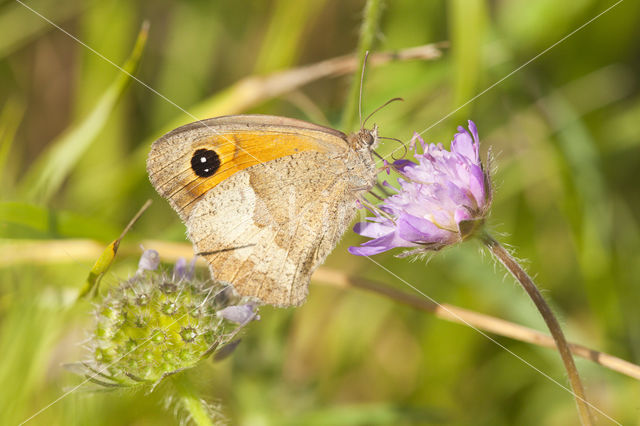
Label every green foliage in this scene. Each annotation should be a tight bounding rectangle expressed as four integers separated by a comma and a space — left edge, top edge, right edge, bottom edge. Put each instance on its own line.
341, 0, 384, 132
1, 0, 639, 424
19, 23, 148, 203
0, 201, 119, 239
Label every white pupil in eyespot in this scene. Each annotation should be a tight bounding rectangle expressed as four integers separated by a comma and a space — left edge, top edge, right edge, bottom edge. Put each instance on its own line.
200, 157, 207, 163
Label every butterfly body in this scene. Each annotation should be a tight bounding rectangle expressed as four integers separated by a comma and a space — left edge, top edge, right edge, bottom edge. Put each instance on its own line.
148, 114, 378, 306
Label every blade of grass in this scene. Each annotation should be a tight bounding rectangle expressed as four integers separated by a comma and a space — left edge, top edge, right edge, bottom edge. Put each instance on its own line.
19, 22, 149, 203
0, 99, 24, 195
190, 43, 443, 121
253, 0, 327, 74
0, 0, 88, 59
0, 279, 69, 424
149, 2, 221, 130
340, 0, 385, 132
449, 0, 486, 123
0, 201, 119, 240
76, 200, 151, 298
537, 91, 615, 328
64, 0, 137, 212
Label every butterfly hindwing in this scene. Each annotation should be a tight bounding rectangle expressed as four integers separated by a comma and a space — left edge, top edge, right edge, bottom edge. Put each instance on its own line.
187, 152, 358, 306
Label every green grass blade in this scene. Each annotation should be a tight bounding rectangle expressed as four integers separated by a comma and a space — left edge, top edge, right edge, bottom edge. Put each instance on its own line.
0, 0, 87, 59
340, 0, 385, 132
0, 201, 120, 240
19, 23, 149, 203
0, 99, 24, 195
253, 0, 327, 74
449, 0, 486, 122
76, 200, 151, 299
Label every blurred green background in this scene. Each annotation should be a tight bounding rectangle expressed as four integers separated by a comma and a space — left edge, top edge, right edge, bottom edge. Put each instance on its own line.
1, 0, 639, 424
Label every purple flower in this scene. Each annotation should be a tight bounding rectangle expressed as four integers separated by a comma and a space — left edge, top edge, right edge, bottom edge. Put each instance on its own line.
350, 121, 491, 256
136, 249, 160, 273
217, 304, 260, 324
173, 257, 196, 280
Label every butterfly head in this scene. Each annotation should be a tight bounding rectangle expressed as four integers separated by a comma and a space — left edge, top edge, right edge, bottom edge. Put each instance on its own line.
349, 124, 379, 152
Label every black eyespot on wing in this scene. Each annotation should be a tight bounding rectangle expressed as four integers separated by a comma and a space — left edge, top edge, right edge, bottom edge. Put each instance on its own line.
191, 148, 221, 177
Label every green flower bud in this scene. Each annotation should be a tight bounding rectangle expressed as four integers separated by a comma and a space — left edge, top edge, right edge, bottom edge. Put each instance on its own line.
72, 250, 258, 389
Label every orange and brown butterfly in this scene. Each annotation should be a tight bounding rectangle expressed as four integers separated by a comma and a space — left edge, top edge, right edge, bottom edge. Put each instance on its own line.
147, 114, 380, 307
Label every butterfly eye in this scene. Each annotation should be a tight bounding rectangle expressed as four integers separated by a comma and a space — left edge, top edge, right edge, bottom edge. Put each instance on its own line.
364, 132, 374, 145
191, 148, 221, 177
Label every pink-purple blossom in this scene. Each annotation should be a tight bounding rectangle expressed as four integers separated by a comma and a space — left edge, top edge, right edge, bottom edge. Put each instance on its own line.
217, 304, 260, 324
349, 121, 491, 256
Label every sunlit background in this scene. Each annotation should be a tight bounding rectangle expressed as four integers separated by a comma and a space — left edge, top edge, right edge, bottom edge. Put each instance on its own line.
1, 0, 639, 424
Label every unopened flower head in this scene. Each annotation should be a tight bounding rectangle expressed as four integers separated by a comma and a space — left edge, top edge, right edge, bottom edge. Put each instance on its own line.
350, 121, 491, 256
74, 250, 258, 389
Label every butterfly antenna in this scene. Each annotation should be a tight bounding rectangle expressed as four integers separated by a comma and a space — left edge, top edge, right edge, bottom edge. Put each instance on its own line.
363, 97, 404, 128
359, 51, 369, 129
379, 136, 408, 159
372, 150, 385, 161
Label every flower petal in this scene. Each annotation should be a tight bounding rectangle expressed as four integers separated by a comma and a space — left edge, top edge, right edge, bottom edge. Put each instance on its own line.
451, 126, 478, 162
349, 231, 417, 256
217, 304, 259, 324
353, 220, 395, 239
397, 215, 454, 244
468, 120, 479, 144
454, 208, 473, 225
467, 164, 487, 208
137, 249, 160, 273
348, 244, 392, 256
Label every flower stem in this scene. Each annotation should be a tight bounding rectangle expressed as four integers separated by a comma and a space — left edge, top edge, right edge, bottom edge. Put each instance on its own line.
312, 267, 640, 381
480, 232, 594, 425
172, 373, 214, 426
341, 0, 384, 132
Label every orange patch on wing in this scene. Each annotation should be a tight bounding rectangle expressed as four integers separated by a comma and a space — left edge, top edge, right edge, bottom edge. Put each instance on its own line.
178, 131, 335, 211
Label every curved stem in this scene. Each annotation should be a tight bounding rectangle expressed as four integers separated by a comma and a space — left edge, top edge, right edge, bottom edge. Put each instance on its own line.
480, 231, 594, 425
311, 267, 640, 381
172, 373, 214, 426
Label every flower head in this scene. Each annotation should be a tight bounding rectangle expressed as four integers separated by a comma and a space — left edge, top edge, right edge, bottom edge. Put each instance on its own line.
350, 121, 491, 256
71, 250, 258, 389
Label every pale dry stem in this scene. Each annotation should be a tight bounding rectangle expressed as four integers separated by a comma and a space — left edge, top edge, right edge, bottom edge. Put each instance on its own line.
5, 239, 640, 383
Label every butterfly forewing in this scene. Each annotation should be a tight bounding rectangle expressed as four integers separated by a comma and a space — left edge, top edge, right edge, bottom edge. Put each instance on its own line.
147, 114, 378, 306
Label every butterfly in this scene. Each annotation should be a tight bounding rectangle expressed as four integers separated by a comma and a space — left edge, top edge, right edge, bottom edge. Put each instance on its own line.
147, 114, 379, 306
